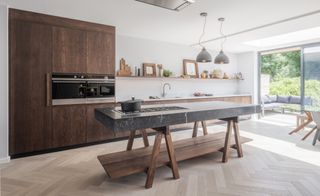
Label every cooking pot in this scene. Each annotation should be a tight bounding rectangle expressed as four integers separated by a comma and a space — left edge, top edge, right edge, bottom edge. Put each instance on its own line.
120, 97, 143, 113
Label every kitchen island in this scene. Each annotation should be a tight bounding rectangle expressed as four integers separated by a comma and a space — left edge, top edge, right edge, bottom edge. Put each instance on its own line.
95, 101, 261, 188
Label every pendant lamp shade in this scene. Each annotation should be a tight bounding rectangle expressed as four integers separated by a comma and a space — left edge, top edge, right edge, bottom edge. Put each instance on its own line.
214, 50, 229, 64
196, 47, 212, 63
196, 12, 212, 63
214, 17, 229, 64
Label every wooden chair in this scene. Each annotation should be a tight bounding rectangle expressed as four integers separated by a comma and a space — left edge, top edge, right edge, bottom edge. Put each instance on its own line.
311, 112, 320, 146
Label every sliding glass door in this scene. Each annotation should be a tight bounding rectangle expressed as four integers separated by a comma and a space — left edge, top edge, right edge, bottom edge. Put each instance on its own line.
303, 45, 320, 109
259, 49, 302, 114
259, 44, 320, 115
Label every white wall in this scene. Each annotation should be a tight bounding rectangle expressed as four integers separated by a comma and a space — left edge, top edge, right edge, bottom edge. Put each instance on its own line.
116, 77, 241, 101
116, 35, 238, 76
237, 51, 259, 104
116, 35, 241, 101
0, 4, 9, 163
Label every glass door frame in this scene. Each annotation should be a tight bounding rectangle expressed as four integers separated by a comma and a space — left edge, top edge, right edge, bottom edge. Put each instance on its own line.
258, 42, 320, 113
301, 43, 320, 111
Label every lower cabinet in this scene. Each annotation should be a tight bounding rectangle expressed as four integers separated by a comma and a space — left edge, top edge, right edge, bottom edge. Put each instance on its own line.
52, 104, 116, 148
86, 104, 115, 143
221, 96, 252, 104
52, 105, 87, 148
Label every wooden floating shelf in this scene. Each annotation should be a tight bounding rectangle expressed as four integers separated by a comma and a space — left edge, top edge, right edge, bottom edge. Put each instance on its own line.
98, 132, 252, 179
116, 76, 244, 81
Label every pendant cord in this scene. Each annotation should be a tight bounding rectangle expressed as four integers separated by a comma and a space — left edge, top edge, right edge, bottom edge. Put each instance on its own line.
220, 20, 227, 51
198, 15, 207, 48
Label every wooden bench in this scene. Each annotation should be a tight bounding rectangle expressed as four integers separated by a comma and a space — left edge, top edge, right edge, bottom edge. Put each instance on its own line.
98, 132, 252, 179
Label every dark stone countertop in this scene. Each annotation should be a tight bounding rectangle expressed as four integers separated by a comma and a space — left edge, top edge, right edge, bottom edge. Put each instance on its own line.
95, 101, 261, 132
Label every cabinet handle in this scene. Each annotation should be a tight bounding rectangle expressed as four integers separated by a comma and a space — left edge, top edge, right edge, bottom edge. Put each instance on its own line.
46, 73, 51, 107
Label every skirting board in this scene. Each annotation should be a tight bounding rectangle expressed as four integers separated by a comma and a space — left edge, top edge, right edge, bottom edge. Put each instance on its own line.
0, 156, 11, 164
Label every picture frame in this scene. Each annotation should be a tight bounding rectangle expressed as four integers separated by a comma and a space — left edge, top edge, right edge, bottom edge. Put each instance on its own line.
143, 63, 157, 77
183, 59, 199, 78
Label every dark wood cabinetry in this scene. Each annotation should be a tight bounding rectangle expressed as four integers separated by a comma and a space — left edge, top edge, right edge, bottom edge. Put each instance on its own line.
53, 27, 87, 73
87, 31, 115, 74
86, 104, 115, 142
9, 20, 53, 154
52, 106, 87, 147
9, 9, 116, 156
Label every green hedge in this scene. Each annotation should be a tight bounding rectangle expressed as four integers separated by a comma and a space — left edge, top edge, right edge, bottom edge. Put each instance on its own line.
269, 77, 300, 96
269, 77, 320, 105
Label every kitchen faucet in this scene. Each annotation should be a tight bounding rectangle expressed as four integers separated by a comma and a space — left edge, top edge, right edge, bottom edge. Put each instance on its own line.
162, 83, 171, 98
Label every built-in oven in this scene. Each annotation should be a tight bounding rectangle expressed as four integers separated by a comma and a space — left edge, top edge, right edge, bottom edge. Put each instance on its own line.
51, 73, 115, 105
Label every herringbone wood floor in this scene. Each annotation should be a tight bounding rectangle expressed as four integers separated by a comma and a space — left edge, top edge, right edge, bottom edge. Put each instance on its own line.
1, 114, 320, 196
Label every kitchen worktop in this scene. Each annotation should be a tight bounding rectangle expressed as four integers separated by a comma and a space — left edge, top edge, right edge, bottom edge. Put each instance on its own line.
142, 93, 252, 102
51, 94, 252, 106
115, 93, 252, 103
95, 101, 261, 131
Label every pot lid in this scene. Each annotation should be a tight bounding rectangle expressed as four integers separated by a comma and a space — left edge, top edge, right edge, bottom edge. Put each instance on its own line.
122, 97, 143, 103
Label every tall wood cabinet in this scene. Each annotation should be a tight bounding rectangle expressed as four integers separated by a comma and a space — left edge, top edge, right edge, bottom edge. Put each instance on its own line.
52, 27, 87, 73
87, 31, 115, 74
9, 9, 116, 156
10, 20, 53, 154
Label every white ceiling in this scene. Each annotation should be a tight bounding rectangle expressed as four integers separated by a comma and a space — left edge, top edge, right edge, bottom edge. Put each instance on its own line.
3, 0, 320, 53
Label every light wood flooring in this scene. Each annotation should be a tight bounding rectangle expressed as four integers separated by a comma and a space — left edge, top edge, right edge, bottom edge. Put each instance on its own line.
1, 113, 320, 196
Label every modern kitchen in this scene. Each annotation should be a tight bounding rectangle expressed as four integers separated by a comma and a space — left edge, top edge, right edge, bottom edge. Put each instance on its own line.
1, 0, 320, 195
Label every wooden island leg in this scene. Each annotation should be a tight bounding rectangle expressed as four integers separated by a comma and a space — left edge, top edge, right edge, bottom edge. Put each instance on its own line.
126, 130, 136, 151
192, 121, 199, 138
145, 126, 180, 189
222, 120, 232, 163
145, 132, 163, 189
140, 129, 150, 147
164, 127, 180, 179
127, 130, 149, 151
233, 118, 243, 158
222, 117, 243, 162
201, 121, 208, 135
192, 121, 208, 138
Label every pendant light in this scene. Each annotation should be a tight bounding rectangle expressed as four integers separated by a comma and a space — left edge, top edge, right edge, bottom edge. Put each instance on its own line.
214, 18, 229, 64
196, 12, 212, 63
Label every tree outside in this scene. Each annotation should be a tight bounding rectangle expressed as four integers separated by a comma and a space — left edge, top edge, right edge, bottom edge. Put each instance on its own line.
261, 49, 320, 107
261, 50, 301, 82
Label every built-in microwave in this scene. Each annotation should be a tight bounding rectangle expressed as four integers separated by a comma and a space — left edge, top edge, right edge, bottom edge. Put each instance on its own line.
86, 80, 115, 98
52, 73, 115, 102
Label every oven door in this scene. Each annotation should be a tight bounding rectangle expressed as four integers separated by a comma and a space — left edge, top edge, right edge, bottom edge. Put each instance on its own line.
52, 80, 87, 99
86, 82, 115, 98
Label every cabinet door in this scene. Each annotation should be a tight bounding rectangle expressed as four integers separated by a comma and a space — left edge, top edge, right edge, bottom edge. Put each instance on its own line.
87, 31, 115, 74
52, 106, 86, 147
222, 97, 236, 103
241, 96, 252, 104
52, 27, 87, 73
86, 104, 115, 142
10, 20, 52, 155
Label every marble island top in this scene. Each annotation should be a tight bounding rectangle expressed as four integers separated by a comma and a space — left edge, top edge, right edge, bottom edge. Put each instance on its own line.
95, 101, 261, 132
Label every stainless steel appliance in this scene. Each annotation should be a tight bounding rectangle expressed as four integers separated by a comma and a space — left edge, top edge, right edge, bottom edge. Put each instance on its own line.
52, 73, 115, 105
